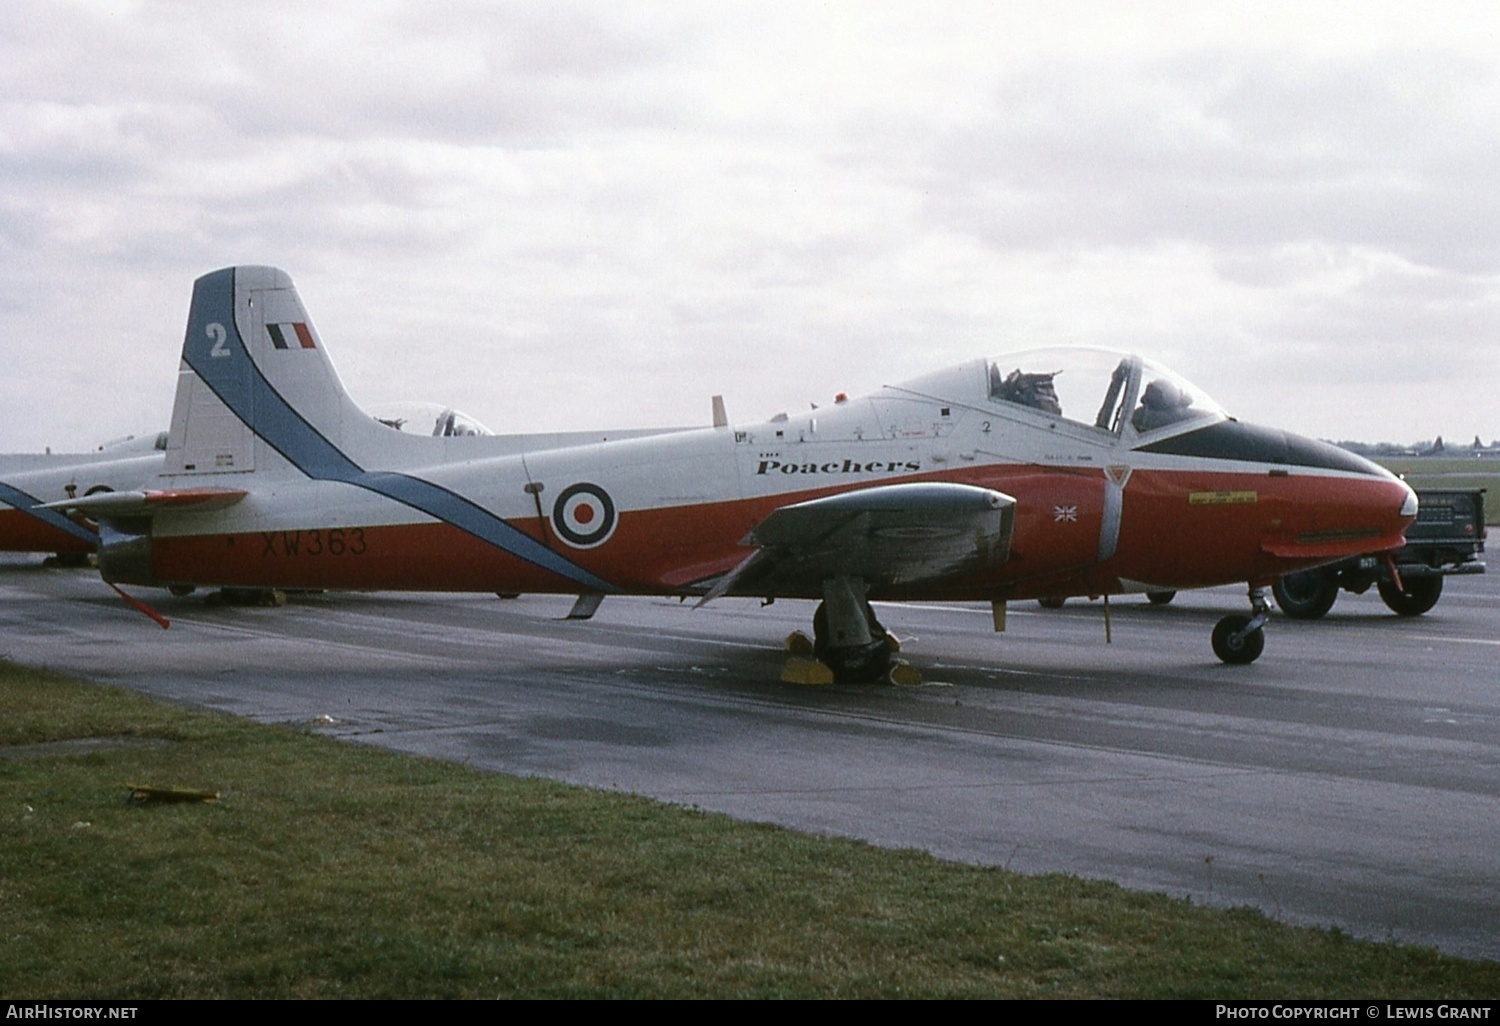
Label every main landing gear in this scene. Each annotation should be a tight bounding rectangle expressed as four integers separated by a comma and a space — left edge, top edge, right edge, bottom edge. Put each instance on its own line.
1211, 585, 1270, 664
785, 575, 916, 685
811, 598, 894, 683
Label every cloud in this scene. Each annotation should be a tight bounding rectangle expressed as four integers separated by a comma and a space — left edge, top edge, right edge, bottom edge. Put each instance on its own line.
0, 2, 1496, 450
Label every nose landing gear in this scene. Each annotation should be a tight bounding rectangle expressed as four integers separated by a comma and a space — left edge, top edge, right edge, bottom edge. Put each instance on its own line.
1212, 585, 1270, 664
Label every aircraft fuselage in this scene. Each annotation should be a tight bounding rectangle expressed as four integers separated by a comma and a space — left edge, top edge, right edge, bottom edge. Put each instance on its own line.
133, 357, 1412, 603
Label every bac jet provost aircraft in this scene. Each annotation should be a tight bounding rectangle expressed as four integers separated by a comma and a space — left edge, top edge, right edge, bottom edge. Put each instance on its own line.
0, 423, 446, 562
0, 434, 169, 559
50, 266, 1417, 680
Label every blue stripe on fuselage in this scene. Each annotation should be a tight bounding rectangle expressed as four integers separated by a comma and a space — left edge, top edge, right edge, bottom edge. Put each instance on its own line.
0, 481, 99, 545
179, 268, 616, 593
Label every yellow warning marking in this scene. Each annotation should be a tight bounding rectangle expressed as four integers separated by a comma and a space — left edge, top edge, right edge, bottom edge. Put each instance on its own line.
1189, 490, 1258, 505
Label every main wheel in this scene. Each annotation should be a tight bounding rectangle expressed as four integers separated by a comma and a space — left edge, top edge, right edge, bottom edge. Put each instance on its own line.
812, 602, 894, 683
1037, 596, 1066, 609
1145, 590, 1177, 606
1272, 568, 1339, 620
820, 638, 895, 683
1212, 614, 1265, 664
1377, 575, 1443, 617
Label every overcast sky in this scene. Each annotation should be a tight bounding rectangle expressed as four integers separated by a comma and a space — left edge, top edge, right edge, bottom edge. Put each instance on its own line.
3, 1, 1497, 452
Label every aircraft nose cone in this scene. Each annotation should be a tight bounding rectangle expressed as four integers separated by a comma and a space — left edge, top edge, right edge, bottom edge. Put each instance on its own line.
1134, 421, 1419, 541
1296, 431, 1417, 528
1397, 478, 1420, 519
1278, 429, 1419, 564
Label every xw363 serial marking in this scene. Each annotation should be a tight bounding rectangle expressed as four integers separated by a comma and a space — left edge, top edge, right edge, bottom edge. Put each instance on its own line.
260, 528, 367, 557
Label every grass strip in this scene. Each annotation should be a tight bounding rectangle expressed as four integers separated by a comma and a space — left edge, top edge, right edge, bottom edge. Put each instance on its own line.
2, 660, 1496, 998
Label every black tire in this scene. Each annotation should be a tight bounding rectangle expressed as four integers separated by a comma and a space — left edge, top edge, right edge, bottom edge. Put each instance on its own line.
1037, 596, 1067, 609
1377, 575, 1443, 617
821, 638, 895, 683
812, 601, 829, 650
1212, 614, 1265, 665
812, 601, 894, 683
813, 601, 887, 648
1145, 590, 1176, 606
1272, 568, 1339, 620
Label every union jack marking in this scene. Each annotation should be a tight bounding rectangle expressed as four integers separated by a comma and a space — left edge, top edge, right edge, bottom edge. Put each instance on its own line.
1053, 504, 1078, 523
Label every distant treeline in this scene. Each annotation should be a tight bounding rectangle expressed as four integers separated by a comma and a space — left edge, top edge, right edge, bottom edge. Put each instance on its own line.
1333, 435, 1499, 458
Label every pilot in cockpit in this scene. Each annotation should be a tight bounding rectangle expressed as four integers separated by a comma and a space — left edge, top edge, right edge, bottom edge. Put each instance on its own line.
992, 367, 1063, 416
1131, 378, 1195, 431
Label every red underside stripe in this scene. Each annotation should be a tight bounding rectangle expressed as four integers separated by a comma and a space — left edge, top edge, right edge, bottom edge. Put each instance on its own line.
145, 465, 1411, 600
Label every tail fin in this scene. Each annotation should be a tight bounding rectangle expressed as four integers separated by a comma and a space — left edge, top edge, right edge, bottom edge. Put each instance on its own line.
156, 266, 620, 594
165, 266, 382, 480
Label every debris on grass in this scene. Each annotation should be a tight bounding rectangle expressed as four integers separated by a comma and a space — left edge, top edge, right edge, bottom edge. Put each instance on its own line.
126, 784, 221, 804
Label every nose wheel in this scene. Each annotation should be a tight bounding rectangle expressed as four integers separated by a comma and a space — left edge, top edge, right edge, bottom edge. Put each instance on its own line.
1212, 586, 1270, 664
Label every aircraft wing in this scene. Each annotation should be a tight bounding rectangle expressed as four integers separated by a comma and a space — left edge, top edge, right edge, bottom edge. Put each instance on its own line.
705, 482, 1015, 600
39, 487, 249, 518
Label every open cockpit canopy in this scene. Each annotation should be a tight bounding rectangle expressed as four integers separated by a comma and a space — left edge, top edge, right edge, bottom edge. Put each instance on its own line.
986, 348, 1227, 442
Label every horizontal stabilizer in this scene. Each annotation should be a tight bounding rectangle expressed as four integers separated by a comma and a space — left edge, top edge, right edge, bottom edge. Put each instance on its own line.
41, 487, 249, 517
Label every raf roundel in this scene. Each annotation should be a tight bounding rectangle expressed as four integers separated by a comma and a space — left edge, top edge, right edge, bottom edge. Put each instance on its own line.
551, 483, 618, 549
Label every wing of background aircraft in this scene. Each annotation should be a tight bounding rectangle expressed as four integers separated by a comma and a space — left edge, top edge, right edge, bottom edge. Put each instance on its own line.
0, 477, 101, 552
0, 440, 170, 556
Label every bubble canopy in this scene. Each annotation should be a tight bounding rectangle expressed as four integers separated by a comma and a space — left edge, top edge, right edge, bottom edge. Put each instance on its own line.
364, 401, 494, 437
985, 348, 1228, 441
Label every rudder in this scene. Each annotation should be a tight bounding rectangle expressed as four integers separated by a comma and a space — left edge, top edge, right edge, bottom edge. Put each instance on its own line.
164, 266, 371, 481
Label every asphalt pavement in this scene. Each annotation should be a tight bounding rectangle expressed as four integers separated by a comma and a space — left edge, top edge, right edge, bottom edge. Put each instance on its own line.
2, 554, 1496, 958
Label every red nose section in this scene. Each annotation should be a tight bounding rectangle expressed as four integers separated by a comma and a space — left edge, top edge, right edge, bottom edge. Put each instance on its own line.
1112, 426, 1416, 590
1258, 474, 1415, 567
